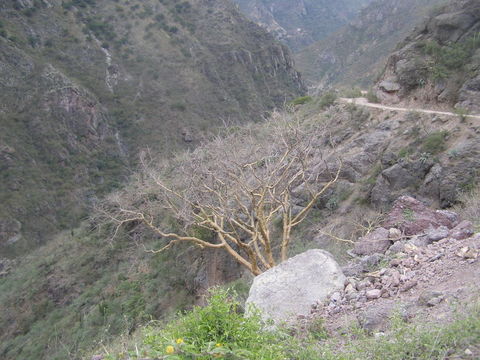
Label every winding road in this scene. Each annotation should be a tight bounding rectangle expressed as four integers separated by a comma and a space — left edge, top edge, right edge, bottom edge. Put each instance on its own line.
339, 97, 480, 120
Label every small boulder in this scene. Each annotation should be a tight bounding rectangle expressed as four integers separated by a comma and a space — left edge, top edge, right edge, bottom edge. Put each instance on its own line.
449, 220, 474, 240
418, 291, 445, 307
388, 240, 407, 254
425, 225, 449, 243
388, 228, 402, 241
354, 228, 391, 255
379, 80, 401, 93
366, 289, 382, 300
245, 249, 345, 324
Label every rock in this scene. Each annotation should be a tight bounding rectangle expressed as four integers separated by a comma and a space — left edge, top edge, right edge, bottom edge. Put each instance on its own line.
388, 228, 402, 241
354, 228, 392, 255
342, 263, 364, 277
245, 249, 345, 323
457, 74, 480, 112
345, 283, 356, 293
0, 219, 22, 247
449, 220, 474, 240
418, 291, 445, 307
383, 196, 457, 236
357, 303, 396, 332
388, 240, 407, 254
456, 246, 478, 259
408, 236, 430, 248
425, 225, 449, 243
366, 289, 382, 300
360, 253, 385, 269
435, 210, 459, 226
400, 280, 418, 292
379, 80, 401, 92
330, 291, 342, 303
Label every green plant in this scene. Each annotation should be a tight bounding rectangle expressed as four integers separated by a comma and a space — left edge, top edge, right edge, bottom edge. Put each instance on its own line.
307, 317, 328, 340
402, 208, 415, 222
421, 34, 480, 81
366, 90, 379, 103
397, 147, 411, 159
170, 102, 187, 111
318, 92, 337, 109
342, 88, 363, 98
288, 95, 313, 106
135, 288, 296, 359
454, 107, 469, 122
421, 130, 449, 155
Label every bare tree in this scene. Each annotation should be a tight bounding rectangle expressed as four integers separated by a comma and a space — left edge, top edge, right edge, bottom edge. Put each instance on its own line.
100, 112, 340, 276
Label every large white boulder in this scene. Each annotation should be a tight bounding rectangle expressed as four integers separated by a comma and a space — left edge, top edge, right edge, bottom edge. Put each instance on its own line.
245, 249, 345, 323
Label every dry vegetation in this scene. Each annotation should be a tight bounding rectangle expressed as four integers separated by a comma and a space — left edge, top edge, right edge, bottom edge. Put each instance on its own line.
99, 112, 341, 275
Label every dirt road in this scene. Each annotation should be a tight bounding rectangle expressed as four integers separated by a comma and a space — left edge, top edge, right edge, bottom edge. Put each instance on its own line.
339, 97, 480, 120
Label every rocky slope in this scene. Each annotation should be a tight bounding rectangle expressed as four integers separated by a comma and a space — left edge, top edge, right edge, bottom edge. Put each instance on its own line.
295, 0, 445, 90
305, 196, 479, 359
232, 0, 371, 52
375, 0, 480, 112
0, 0, 304, 255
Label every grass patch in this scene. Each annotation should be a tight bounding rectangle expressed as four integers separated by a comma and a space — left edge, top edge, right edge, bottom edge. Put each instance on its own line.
341, 88, 363, 99
421, 130, 448, 155
318, 92, 337, 109
366, 90, 379, 103
288, 95, 313, 106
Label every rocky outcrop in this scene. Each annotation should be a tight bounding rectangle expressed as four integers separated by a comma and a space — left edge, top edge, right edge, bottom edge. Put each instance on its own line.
375, 0, 480, 110
245, 249, 345, 323
307, 197, 479, 336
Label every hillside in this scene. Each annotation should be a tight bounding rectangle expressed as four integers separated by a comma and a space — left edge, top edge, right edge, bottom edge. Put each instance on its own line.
2, 87, 480, 359
295, 0, 445, 90
232, 0, 371, 52
0, 0, 304, 255
375, 0, 480, 112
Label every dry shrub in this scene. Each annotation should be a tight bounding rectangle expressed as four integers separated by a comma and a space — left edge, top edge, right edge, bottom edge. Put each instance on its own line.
454, 186, 480, 230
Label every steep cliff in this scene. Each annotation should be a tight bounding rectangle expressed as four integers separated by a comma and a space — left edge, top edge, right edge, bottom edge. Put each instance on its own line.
296, 0, 445, 90
232, 0, 371, 51
375, 0, 480, 111
0, 0, 304, 254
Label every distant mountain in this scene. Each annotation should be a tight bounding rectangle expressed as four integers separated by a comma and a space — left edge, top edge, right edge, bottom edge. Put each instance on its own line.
0, 0, 304, 255
232, 0, 372, 52
375, 0, 480, 112
295, 0, 446, 90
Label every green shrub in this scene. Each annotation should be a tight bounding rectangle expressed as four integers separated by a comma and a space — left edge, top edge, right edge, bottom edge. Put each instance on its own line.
288, 95, 313, 106
318, 92, 337, 109
454, 107, 469, 121
366, 90, 379, 103
421, 130, 448, 155
342, 88, 362, 98
170, 102, 186, 111
421, 34, 480, 80
120, 288, 297, 359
